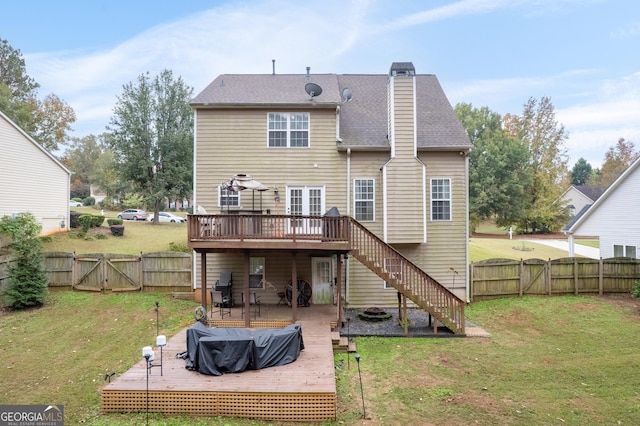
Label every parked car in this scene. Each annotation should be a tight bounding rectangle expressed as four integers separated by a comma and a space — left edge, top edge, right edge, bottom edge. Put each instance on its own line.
147, 212, 185, 223
117, 209, 147, 220
69, 200, 83, 207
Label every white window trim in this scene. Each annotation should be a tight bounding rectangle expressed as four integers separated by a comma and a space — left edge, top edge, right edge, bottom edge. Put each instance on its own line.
249, 257, 265, 289
267, 112, 310, 148
218, 186, 240, 208
430, 178, 452, 221
353, 178, 375, 222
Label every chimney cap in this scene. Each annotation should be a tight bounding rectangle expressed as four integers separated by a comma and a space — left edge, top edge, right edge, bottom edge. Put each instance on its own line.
389, 62, 415, 76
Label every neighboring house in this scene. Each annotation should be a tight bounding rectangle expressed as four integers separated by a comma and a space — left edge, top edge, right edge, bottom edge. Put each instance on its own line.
0, 110, 72, 236
90, 184, 106, 204
564, 157, 640, 258
187, 62, 472, 333
560, 184, 604, 218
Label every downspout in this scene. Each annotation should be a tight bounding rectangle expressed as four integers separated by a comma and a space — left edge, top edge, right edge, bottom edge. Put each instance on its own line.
192, 109, 198, 291
465, 153, 470, 303
346, 148, 351, 302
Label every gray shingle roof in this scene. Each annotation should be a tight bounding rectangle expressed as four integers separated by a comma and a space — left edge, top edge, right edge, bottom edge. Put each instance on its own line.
191, 68, 472, 150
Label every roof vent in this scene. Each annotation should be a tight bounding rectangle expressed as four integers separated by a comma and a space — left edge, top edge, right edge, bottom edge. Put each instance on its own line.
389, 62, 415, 77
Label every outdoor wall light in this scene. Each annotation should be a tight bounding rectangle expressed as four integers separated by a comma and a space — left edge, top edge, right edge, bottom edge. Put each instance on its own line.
274, 187, 280, 203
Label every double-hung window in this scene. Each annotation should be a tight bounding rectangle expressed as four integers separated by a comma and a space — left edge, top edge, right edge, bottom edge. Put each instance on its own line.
249, 257, 265, 289
268, 113, 309, 147
613, 245, 637, 258
354, 179, 375, 221
431, 178, 451, 221
218, 187, 239, 208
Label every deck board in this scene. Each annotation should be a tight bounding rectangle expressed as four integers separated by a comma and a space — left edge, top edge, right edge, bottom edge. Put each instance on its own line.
102, 305, 338, 421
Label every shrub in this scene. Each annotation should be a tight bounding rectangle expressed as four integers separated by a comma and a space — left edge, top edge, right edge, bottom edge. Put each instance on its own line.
69, 211, 83, 228
0, 212, 49, 309
78, 215, 93, 232
169, 242, 190, 253
631, 281, 640, 299
107, 218, 123, 226
95, 234, 108, 240
83, 196, 95, 206
91, 215, 105, 227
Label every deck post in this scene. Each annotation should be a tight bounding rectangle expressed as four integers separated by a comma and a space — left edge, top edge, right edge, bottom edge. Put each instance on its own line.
336, 253, 343, 326
244, 250, 251, 328
291, 251, 297, 323
201, 252, 207, 313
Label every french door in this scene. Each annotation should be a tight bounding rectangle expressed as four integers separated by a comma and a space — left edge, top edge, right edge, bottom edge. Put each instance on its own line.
286, 186, 325, 234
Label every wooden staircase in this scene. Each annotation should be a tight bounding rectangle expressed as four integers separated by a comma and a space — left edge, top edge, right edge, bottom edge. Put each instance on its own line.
347, 218, 465, 334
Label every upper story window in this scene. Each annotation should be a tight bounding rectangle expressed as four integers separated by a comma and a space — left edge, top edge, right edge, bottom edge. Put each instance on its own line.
431, 178, 451, 221
218, 187, 240, 208
268, 113, 309, 147
354, 179, 375, 221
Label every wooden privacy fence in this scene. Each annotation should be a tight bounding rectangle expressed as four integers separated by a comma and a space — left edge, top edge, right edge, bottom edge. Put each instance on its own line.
471, 257, 640, 301
40, 251, 192, 292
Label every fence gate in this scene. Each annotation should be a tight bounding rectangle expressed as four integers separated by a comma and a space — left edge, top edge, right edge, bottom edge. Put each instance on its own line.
74, 254, 141, 292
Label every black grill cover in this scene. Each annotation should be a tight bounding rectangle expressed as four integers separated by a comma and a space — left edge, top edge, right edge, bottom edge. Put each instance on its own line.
184, 322, 304, 375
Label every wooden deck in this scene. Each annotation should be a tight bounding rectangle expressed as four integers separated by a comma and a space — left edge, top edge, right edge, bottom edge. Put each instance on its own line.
101, 304, 338, 421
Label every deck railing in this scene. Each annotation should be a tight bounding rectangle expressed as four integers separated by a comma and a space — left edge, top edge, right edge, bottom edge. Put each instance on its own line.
189, 214, 350, 242
188, 214, 465, 334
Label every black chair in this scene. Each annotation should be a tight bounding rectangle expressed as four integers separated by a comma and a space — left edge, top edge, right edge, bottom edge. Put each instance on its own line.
215, 271, 233, 307
241, 292, 260, 318
210, 290, 231, 318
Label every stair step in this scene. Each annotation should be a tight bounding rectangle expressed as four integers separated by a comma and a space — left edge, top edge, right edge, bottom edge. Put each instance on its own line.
331, 331, 340, 343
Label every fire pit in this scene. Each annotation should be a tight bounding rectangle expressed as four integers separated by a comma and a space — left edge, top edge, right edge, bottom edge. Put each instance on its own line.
357, 307, 392, 322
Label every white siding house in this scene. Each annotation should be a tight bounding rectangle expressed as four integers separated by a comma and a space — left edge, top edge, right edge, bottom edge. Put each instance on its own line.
564, 158, 640, 258
0, 110, 72, 236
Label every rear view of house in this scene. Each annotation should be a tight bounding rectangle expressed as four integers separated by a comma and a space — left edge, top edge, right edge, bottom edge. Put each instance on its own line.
187, 62, 472, 332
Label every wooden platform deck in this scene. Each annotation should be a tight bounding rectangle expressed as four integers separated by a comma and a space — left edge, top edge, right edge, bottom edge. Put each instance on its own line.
101, 304, 338, 421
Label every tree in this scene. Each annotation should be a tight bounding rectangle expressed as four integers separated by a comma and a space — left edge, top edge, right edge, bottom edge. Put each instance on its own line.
455, 103, 531, 230
0, 38, 76, 151
63, 134, 107, 185
598, 138, 639, 188
503, 97, 570, 233
570, 158, 593, 185
0, 212, 49, 309
108, 69, 194, 222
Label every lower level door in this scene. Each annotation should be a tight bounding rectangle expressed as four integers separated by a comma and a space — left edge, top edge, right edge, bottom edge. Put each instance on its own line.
312, 257, 333, 304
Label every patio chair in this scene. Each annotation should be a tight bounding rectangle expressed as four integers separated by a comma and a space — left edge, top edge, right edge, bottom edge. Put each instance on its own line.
210, 290, 231, 318
241, 292, 260, 319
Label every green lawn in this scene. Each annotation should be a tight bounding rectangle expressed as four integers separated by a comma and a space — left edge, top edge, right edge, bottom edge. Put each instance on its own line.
1, 292, 639, 425
48, 207, 188, 254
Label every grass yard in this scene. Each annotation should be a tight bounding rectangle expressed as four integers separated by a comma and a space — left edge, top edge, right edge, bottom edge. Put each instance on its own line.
1, 292, 639, 425
47, 208, 188, 254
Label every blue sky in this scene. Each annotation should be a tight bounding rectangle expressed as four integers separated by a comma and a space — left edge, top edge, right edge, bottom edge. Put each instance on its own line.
2, 0, 639, 168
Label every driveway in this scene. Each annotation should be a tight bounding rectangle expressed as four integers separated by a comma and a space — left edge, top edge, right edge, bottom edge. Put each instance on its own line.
526, 239, 600, 259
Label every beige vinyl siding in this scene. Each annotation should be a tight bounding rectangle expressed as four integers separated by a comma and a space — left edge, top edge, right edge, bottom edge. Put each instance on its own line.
348, 151, 389, 236
0, 116, 70, 236
193, 107, 346, 290
420, 151, 468, 300
385, 76, 424, 243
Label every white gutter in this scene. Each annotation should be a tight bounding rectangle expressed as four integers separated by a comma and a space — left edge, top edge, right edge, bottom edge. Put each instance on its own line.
346, 148, 351, 302
192, 109, 198, 291
464, 153, 470, 303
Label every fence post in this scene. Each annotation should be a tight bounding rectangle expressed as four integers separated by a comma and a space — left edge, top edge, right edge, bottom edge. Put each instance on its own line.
574, 258, 579, 295
546, 259, 552, 296
519, 259, 524, 297
598, 258, 603, 295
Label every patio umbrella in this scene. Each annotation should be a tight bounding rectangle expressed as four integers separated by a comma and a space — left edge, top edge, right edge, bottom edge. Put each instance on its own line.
219, 174, 269, 211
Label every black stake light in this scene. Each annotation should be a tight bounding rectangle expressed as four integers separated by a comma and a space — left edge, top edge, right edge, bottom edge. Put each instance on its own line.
154, 301, 160, 336
346, 316, 351, 369
355, 354, 366, 419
